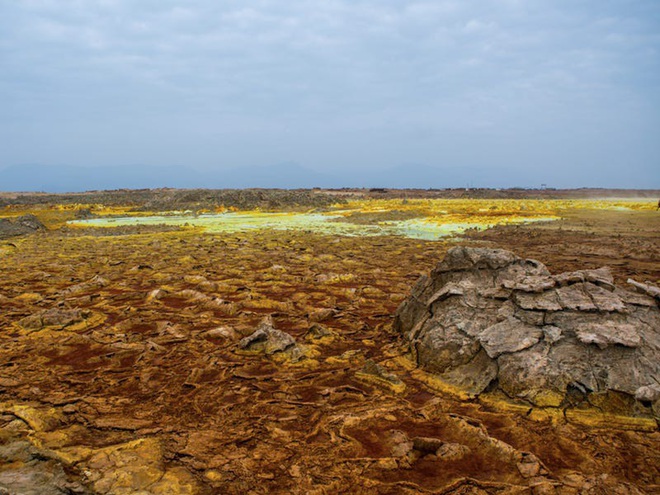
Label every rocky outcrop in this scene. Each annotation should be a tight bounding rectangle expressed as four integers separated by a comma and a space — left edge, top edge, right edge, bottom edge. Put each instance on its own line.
0, 214, 45, 239
394, 246, 660, 416
355, 359, 406, 393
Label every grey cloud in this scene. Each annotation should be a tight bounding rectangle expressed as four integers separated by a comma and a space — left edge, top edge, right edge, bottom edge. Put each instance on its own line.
0, 0, 658, 188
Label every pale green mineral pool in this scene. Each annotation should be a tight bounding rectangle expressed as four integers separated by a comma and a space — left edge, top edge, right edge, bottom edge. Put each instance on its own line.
69, 212, 558, 240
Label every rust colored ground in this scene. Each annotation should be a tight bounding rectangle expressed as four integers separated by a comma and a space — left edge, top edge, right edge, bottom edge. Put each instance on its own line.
0, 205, 659, 494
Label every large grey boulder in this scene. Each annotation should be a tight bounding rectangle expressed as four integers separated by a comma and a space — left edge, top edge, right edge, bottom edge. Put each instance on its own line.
394, 246, 660, 416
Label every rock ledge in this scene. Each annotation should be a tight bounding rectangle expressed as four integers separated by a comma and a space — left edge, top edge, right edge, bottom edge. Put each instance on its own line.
394, 246, 660, 418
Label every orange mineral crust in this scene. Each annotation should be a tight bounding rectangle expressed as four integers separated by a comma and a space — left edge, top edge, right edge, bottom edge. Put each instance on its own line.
0, 195, 658, 494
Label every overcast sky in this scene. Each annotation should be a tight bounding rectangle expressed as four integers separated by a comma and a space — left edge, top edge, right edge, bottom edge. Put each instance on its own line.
1, 0, 659, 188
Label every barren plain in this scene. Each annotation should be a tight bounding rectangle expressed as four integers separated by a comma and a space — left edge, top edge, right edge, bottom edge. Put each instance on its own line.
0, 189, 659, 494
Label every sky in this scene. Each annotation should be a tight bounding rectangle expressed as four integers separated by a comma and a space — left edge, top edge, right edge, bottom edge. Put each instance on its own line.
1, 0, 659, 190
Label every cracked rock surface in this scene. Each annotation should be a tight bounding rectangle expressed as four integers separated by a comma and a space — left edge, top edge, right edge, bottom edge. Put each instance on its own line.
395, 246, 660, 416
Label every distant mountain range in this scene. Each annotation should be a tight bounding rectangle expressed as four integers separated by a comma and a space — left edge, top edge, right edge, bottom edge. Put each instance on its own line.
0, 162, 514, 193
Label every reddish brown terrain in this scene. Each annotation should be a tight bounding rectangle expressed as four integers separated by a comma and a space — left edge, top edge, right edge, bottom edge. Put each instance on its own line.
465, 208, 660, 285
0, 190, 658, 494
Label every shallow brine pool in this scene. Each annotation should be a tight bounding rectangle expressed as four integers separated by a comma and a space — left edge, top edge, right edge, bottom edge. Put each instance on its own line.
69, 211, 558, 240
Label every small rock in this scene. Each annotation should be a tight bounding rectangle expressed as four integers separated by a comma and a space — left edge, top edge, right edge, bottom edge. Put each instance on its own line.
355, 359, 406, 393
203, 326, 239, 340
376, 458, 399, 470
389, 430, 413, 458
305, 323, 335, 340
61, 404, 77, 414
238, 316, 305, 363
516, 452, 545, 478
309, 308, 337, 322
146, 288, 167, 301
18, 308, 83, 331
204, 469, 223, 482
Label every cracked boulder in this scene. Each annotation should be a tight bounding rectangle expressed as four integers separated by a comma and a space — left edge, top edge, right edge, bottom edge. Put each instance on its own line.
394, 246, 660, 417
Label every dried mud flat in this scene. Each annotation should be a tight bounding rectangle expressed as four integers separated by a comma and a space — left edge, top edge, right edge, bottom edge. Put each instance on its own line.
0, 195, 659, 494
